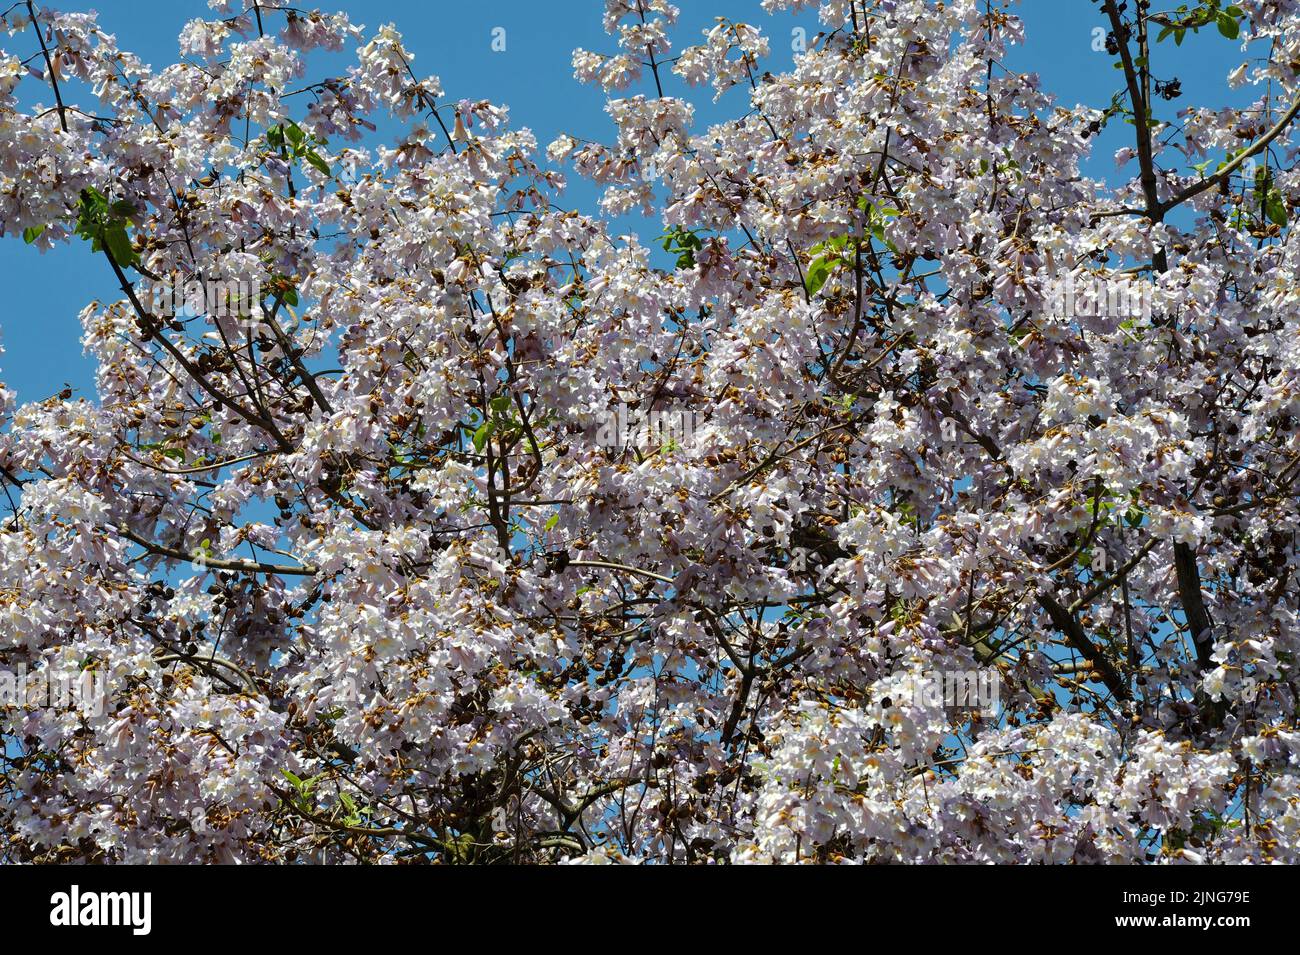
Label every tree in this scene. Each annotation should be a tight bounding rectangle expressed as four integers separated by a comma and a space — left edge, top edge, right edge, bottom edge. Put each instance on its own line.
0, 0, 1297, 864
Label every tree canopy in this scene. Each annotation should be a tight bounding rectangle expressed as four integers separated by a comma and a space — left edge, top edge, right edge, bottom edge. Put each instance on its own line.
0, 0, 1298, 864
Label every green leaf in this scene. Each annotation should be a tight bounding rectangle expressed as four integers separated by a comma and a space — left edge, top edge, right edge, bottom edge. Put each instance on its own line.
75, 189, 106, 242
1217, 12, 1240, 38
285, 122, 305, 146
281, 286, 299, 307
74, 188, 140, 264
489, 394, 512, 415
1266, 189, 1288, 226
81, 186, 108, 212
804, 258, 833, 295
304, 149, 331, 176
543, 513, 559, 531
22, 224, 45, 243
447, 832, 475, 863
104, 225, 137, 266
659, 227, 703, 269
472, 421, 495, 452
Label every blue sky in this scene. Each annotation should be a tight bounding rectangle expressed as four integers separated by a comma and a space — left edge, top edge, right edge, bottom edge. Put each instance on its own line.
0, 0, 1249, 405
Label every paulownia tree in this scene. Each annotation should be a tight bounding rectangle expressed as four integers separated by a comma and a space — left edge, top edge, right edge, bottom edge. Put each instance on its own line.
0, 0, 1298, 863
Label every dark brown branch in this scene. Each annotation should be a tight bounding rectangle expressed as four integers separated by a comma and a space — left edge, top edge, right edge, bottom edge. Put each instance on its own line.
26, 1, 67, 132
117, 526, 318, 577
1038, 593, 1129, 700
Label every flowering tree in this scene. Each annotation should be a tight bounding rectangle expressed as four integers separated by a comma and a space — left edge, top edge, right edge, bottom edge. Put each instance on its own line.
0, 0, 1297, 864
